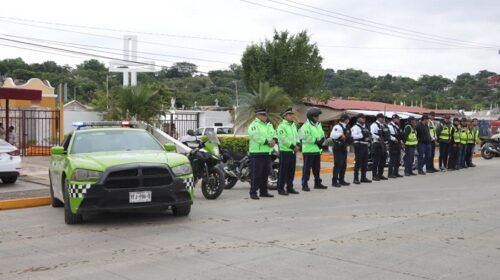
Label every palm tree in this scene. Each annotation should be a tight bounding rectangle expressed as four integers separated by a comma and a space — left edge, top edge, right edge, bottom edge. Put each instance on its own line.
101, 86, 163, 122
234, 82, 292, 133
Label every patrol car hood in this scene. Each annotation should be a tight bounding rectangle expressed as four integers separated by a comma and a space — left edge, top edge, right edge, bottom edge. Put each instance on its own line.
69, 150, 189, 171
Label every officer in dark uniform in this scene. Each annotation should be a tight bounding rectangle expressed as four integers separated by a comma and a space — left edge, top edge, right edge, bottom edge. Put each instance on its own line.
351, 113, 372, 184
330, 114, 353, 187
387, 114, 404, 178
370, 113, 390, 181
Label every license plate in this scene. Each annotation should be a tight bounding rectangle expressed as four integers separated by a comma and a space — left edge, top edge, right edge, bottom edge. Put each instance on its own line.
129, 191, 152, 203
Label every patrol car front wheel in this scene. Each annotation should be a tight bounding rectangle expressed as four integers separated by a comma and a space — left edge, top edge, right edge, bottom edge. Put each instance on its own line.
172, 205, 191, 216
63, 179, 83, 225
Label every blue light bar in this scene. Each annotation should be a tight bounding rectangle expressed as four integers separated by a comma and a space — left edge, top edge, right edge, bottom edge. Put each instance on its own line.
72, 122, 86, 130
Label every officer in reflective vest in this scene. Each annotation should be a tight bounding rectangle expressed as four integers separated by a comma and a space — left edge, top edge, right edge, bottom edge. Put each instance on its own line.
299, 107, 328, 191
370, 113, 390, 181
388, 114, 404, 178
276, 107, 300, 195
465, 118, 476, 167
436, 115, 452, 170
427, 112, 439, 172
330, 114, 352, 188
403, 116, 418, 176
447, 117, 462, 170
469, 118, 480, 167
351, 113, 372, 184
248, 108, 277, 200
458, 117, 469, 169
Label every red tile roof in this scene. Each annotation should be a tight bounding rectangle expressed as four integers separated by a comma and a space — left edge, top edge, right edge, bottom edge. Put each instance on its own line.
305, 98, 457, 115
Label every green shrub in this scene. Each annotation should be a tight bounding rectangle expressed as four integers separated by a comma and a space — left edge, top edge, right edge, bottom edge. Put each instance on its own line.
201, 135, 249, 153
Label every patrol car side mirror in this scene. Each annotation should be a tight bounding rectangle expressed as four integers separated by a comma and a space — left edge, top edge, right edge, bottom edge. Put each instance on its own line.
51, 146, 66, 155
164, 143, 176, 152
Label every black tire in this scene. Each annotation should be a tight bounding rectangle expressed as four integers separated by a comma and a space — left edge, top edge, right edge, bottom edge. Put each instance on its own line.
201, 166, 225, 200
1, 176, 17, 184
481, 145, 495, 160
49, 174, 63, 208
62, 178, 83, 224
224, 176, 238, 189
172, 204, 191, 216
267, 167, 279, 191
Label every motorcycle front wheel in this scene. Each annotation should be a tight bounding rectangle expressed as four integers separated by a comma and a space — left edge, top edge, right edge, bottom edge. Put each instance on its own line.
201, 166, 225, 199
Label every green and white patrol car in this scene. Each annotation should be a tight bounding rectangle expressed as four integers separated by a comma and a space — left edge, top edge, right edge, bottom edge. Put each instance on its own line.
49, 121, 194, 224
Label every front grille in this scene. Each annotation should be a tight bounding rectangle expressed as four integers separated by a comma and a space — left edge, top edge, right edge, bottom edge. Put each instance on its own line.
104, 166, 173, 189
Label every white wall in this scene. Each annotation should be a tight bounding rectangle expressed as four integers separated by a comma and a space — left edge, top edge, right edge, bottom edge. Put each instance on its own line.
64, 111, 103, 134
199, 111, 232, 127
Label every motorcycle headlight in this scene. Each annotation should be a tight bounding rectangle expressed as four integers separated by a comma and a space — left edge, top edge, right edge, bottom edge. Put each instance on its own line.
171, 163, 193, 176
72, 169, 102, 181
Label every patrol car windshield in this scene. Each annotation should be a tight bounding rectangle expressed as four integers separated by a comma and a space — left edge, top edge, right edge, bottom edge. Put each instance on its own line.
70, 130, 163, 154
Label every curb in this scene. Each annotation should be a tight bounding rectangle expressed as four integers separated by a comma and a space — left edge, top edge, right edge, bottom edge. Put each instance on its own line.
0, 196, 51, 211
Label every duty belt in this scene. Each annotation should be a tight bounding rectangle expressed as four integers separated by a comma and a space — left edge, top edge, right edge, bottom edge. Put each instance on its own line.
354, 140, 370, 145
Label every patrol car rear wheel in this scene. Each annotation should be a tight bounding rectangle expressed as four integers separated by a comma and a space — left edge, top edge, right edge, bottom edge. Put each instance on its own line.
63, 179, 83, 225
172, 205, 191, 216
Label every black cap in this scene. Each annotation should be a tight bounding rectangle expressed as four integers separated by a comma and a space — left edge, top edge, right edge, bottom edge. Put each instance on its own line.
339, 114, 349, 121
376, 113, 385, 119
356, 113, 365, 119
280, 107, 293, 117
408, 116, 416, 121
461, 117, 467, 121
429, 111, 436, 116
255, 108, 268, 115
453, 117, 460, 122
392, 114, 400, 119
421, 115, 429, 120
444, 115, 451, 119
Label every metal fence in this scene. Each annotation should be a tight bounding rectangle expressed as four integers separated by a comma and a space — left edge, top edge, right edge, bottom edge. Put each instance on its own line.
0, 108, 60, 156
160, 112, 199, 139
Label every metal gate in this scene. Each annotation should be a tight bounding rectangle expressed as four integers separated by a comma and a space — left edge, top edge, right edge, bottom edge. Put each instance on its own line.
0, 108, 60, 156
161, 112, 199, 139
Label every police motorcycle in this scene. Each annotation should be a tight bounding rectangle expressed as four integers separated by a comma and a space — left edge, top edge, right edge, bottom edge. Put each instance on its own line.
480, 133, 500, 160
221, 146, 280, 190
182, 130, 225, 199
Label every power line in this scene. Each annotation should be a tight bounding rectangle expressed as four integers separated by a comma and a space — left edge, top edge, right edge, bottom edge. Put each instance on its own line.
0, 19, 241, 56
280, 0, 500, 48
320, 45, 490, 51
0, 34, 233, 65
240, 0, 496, 49
0, 36, 213, 74
0, 16, 248, 43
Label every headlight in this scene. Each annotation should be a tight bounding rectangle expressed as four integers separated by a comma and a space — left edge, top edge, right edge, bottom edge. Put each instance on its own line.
72, 169, 102, 181
171, 164, 192, 176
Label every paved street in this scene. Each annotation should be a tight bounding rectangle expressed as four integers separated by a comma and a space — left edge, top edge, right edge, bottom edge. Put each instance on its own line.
1, 159, 499, 280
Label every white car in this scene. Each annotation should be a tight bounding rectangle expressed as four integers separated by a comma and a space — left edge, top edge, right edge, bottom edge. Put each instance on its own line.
0, 139, 21, 184
194, 126, 233, 136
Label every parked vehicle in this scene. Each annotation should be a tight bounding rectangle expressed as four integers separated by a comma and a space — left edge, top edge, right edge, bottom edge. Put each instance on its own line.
221, 147, 279, 190
0, 139, 21, 184
183, 130, 225, 199
49, 121, 194, 225
480, 133, 500, 160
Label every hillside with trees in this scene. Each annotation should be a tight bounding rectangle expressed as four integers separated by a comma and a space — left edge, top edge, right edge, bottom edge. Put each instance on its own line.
0, 30, 498, 115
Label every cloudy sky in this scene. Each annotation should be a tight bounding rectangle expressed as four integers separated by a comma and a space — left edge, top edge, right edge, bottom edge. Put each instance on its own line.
0, 0, 499, 79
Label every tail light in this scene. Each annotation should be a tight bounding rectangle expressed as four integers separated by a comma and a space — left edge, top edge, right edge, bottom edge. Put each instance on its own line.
8, 150, 20, 156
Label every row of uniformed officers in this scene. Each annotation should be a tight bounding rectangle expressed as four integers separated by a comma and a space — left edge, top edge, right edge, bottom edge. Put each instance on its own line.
247, 107, 480, 200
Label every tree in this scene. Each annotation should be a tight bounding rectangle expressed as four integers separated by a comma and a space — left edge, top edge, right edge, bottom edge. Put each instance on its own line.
92, 86, 165, 122
234, 82, 291, 133
241, 30, 324, 100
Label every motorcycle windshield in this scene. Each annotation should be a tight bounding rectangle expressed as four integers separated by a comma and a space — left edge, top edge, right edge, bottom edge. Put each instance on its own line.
206, 131, 220, 144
